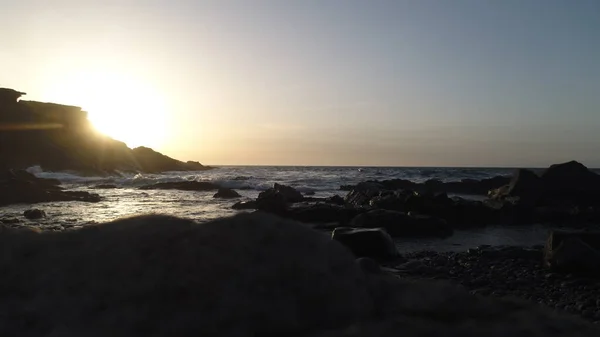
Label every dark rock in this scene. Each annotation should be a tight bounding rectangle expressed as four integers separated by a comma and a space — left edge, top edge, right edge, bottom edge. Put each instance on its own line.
332, 227, 400, 260
303, 190, 316, 196
0, 169, 101, 206
489, 169, 542, 205
131, 147, 212, 173
325, 195, 345, 205
380, 176, 510, 196
369, 190, 415, 211
350, 209, 453, 238
258, 183, 304, 204
344, 182, 384, 206
0, 89, 211, 175
0, 218, 20, 224
540, 161, 600, 206
24, 209, 46, 219
213, 188, 241, 199
545, 231, 600, 275
139, 181, 219, 191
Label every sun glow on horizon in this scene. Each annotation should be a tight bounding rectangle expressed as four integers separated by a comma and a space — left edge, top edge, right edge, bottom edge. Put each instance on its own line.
43, 70, 170, 149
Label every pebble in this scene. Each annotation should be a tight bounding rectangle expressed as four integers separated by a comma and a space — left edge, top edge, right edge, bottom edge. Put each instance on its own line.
398, 246, 600, 323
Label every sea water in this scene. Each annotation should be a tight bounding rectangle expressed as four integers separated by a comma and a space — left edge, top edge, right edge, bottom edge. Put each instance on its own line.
2, 165, 598, 252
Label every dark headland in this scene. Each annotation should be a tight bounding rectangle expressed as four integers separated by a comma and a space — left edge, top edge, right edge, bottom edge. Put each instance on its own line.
0, 87, 211, 175
2, 87, 600, 335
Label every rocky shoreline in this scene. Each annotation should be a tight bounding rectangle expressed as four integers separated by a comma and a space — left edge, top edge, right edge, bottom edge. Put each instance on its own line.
390, 245, 600, 324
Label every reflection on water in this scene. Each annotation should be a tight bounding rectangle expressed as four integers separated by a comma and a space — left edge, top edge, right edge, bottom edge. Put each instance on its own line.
1, 186, 560, 253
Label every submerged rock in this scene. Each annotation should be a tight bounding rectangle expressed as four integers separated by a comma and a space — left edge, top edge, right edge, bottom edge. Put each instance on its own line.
23, 209, 46, 220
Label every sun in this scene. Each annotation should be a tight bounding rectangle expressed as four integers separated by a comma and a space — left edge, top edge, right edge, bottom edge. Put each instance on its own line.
45, 71, 169, 149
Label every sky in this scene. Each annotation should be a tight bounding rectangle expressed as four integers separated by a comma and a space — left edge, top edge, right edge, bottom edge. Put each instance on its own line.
2, 0, 599, 167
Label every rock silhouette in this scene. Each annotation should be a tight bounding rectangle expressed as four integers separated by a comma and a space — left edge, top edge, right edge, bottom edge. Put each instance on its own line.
0, 87, 211, 175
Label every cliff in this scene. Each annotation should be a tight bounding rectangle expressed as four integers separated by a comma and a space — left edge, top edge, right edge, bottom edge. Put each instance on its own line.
0, 87, 211, 175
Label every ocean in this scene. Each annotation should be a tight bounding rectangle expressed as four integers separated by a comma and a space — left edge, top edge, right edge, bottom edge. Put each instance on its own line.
3, 165, 598, 252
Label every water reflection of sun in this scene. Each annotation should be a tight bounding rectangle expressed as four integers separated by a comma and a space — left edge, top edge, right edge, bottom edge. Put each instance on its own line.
47, 71, 169, 149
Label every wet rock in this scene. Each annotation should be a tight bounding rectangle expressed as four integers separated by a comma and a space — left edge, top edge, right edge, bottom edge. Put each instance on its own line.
258, 183, 304, 203
344, 182, 384, 207
332, 227, 400, 261
213, 188, 241, 199
0, 169, 101, 206
0, 218, 21, 224
350, 209, 452, 238
369, 190, 415, 211
139, 181, 219, 191
23, 209, 46, 220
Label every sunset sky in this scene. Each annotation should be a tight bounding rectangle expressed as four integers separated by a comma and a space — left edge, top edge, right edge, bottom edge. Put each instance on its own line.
2, 0, 599, 167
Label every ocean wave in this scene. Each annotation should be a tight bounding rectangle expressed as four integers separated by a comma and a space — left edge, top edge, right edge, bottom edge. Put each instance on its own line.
25, 166, 107, 183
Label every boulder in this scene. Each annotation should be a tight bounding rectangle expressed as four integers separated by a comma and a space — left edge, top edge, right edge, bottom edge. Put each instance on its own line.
369, 190, 415, 211
0, 213, 374, 336
258, 183, 304, 203
138, 181, 219, 191
540, 161, 600, 206
345, 182, 384, 207
0, 169, 101, 206
332, 227, 400, 261
0, 212, 598, 336
544, 230, 600, 275
490, 169, 542, 203
350, 209, 453, 238
23, 209, 46, 220
213, 188, 241, 199
325, 195, 345, 205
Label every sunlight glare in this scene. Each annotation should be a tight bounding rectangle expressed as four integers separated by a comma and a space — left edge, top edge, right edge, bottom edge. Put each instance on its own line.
45, 70, 169, 149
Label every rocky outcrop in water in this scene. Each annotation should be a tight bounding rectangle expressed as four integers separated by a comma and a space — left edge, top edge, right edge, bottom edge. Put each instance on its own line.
231, 161, 600, 237
341, 175, 510, 196
0, 87, 211, 175
213, 188, 241, 198
0, 213, 597, 336
0, 169, 101, 206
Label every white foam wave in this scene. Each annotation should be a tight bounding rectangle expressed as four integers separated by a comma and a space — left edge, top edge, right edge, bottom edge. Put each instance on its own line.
26, 166, 107, 183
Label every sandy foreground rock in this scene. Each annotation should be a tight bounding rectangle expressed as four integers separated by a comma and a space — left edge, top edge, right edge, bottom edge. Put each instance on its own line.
0, 213, 597, 337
